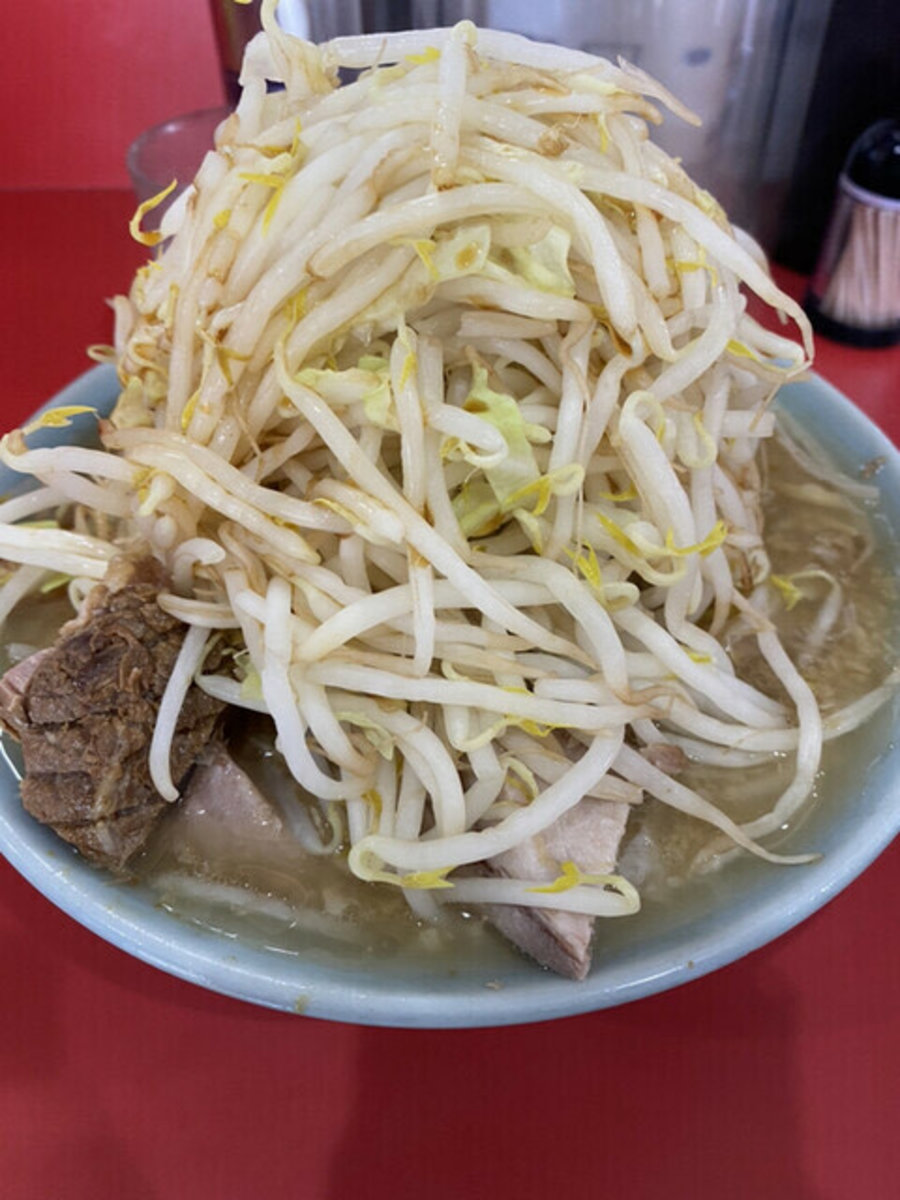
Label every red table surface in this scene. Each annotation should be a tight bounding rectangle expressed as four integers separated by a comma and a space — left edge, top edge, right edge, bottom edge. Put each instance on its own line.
1, 188, 898, 1200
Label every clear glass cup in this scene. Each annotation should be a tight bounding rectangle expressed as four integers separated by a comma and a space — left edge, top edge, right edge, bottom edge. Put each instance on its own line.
127, 3, 370, 227
127, 2, 367, 225
126, 106, 232, 229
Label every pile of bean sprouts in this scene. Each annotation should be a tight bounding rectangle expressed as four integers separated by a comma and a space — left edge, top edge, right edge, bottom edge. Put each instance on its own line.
1, 10, 895, 928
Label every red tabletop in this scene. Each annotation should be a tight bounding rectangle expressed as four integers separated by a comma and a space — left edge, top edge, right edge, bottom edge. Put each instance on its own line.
1, 186, 898, 1200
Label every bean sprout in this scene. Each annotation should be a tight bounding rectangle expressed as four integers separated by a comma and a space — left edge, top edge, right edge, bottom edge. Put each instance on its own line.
0, 11, 895, 936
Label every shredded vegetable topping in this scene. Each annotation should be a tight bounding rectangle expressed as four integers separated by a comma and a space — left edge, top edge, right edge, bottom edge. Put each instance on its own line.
0, 9, 895, 930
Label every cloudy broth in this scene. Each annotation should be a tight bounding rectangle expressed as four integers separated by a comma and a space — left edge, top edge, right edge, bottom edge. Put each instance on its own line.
131, 435, 898, 969
2, 430, 897, 972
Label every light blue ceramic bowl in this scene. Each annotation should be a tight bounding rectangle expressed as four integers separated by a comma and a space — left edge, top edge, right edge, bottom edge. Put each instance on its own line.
1, 365, 897, 1027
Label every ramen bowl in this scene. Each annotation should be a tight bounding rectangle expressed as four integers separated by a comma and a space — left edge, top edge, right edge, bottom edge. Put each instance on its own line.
0, 365, 897, 1027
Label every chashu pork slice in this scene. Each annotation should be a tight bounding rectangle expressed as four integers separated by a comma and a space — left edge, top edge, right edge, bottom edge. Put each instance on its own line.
482, 798, 630, 980
0, 556, 226, 870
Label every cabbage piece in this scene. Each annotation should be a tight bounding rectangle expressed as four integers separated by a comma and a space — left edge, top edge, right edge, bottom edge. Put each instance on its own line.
503, 225, 576, 297
297, 360, 396, 430
464, 364, 542, 504
429, 222, 492, 280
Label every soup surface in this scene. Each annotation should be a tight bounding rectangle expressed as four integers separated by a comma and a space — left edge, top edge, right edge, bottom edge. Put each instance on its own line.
1, 430, 897, 973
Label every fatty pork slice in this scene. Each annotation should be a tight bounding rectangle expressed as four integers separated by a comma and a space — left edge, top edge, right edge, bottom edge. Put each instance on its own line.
174, 741, 285, 846
483, 798, 630, 980
0, 557, 226, 870
0, 648, 52, 733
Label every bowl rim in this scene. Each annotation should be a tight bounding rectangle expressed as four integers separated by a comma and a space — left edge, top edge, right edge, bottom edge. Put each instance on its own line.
0, 364, 897, 1027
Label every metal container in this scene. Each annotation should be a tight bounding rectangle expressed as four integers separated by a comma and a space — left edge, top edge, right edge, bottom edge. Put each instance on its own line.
411, 0, 834, 248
